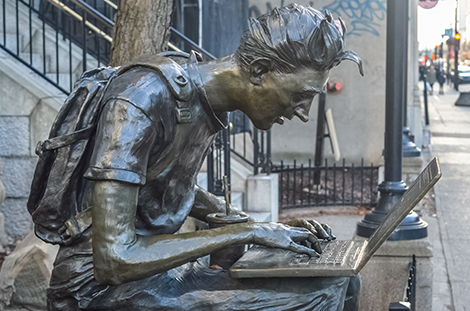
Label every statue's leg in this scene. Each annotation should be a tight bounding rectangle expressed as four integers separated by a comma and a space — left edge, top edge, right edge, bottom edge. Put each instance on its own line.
343, 275, 360, 311
47, 231, 351, 311
82, 258, 350, 311
47, 296, 80, 311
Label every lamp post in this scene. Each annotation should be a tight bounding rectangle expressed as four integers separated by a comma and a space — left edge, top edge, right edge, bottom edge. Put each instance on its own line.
356, 0, 428, 240
454, 32, 461, 91
402, 35, 421, 158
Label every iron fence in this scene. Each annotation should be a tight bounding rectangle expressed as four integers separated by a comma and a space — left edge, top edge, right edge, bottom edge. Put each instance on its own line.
273, 159, 379, 210
404, 255, 417, 311
0, 0, 114, 94
389, 255, 416, 311
229, 110, 272, 175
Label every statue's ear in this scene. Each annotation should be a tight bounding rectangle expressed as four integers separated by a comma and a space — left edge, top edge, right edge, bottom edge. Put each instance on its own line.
249, 58, 273, 85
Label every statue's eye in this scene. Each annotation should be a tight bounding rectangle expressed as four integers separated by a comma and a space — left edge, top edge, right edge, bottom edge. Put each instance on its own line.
292, 93, 312, 102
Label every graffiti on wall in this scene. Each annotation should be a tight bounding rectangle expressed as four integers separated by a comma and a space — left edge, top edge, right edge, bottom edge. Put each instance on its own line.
249, 0, 386, 37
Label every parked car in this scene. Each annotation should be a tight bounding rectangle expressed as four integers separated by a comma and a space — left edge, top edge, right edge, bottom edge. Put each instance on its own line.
458, 66, 470, 84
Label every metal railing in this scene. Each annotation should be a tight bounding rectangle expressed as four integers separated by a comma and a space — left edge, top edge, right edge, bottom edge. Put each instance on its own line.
0, 0, 115, 93
389, 255, 416, 311
404, 255, 417, 311
273, 159, 379, 210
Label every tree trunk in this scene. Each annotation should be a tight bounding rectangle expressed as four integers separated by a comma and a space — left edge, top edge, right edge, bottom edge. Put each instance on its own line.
109, 0, 174, 66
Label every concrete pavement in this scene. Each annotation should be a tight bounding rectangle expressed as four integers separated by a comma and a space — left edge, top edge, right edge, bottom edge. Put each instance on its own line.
425, 82, 470, 311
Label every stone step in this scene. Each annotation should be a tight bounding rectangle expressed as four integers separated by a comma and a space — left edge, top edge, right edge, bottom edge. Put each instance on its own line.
197, 172, 208, 190
28, 29, 85, 75
231, 191, 243, 210
45, 73, 74, 91
18, 52, 45, 72
247, 212, 271, 222
2, 33, 25, 55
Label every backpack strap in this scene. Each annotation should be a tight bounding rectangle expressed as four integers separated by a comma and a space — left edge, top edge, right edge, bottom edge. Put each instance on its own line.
35, 126, 95, 156
117, 54, 193, 123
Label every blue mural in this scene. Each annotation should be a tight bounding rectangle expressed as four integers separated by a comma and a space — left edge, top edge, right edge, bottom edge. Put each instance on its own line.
249, 0, 387, 37
322, 0, 386, 36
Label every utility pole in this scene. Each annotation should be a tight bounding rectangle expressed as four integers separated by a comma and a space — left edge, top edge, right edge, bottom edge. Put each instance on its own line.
454, 0, 460, 91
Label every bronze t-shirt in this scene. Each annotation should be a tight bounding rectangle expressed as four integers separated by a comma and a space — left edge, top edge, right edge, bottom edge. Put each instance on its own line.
84, 60, 227, 236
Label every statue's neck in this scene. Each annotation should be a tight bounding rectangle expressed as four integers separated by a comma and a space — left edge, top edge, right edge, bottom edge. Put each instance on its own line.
197, 55, 248, 114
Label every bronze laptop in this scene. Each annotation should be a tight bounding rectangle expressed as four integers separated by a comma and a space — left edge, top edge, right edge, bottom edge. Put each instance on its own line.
230, 157, 441, 278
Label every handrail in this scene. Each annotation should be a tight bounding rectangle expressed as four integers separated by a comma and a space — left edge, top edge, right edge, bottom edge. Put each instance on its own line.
169, 26, 216, 60
69, 0, 114, 28
46, 0, 112, 42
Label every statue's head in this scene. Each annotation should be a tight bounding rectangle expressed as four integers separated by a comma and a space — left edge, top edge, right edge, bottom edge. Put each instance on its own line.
234, 4, 363, 130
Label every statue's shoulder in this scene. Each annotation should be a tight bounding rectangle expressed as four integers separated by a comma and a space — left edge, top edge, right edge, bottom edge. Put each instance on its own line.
117, 54, 193, 102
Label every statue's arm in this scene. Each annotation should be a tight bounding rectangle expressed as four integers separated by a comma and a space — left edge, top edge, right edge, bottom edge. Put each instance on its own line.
92, 181, 320, 286
92, 180, 254, 285
189, 185, 250, 222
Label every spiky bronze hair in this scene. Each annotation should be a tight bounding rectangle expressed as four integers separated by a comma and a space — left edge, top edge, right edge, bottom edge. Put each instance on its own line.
236, 4, 363, 75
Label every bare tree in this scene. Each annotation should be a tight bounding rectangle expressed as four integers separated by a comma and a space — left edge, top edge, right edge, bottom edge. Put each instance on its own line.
110, 0, 174, 66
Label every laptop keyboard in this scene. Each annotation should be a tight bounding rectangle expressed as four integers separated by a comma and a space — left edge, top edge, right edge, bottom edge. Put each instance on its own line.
290, 241, 351, 266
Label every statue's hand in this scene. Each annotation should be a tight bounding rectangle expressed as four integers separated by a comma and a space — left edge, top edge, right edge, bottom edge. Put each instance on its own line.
284, 219, 336, 241
250, 222, 322, 257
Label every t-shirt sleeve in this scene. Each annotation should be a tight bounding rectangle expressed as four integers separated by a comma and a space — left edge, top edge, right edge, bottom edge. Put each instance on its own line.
84, 98, 158, 185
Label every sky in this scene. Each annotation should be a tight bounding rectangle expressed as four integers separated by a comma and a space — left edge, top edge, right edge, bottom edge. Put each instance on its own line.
418, 0, 458, 50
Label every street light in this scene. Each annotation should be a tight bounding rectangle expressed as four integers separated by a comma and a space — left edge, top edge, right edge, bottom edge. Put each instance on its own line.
356, 0, 427, 240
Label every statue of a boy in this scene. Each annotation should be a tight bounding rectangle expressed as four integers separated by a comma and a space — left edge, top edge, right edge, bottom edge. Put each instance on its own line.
39, 4, 362, 310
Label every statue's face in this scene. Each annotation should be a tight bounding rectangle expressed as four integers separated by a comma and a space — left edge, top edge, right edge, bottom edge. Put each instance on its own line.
243, 67, 329, 130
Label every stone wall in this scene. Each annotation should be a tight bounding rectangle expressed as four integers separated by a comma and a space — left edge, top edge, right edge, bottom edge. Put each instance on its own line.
0, 57, 64, 242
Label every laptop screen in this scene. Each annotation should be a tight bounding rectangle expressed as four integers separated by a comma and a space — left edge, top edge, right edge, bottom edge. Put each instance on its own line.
356, 158, 441, 271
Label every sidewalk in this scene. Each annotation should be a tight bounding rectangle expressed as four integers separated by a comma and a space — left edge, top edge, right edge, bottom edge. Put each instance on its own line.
425, 82, 470, 311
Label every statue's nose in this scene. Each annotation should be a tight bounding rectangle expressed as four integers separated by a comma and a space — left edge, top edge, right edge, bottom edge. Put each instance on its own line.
294, 100, 312, 123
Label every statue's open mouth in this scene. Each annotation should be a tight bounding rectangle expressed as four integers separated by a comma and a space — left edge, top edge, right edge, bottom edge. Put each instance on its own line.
274, 116, 284, 125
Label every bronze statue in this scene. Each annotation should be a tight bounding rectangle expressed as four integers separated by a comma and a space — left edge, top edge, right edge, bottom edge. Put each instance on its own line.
29, 4, 363, 310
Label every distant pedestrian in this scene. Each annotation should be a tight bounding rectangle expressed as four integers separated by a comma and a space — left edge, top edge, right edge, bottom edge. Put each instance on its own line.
437, 68, 445, 95
427, 66, 437, 95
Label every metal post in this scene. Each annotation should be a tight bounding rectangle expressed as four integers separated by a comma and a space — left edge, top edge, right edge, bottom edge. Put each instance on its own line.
223, 127, 231, 201
357, 0, 428, 240
207, 149, 214, 193
402, 6, 421, 158
314, 93, 326, 184
454, 44, 459, 91
422, 74, 430, 125
454, 1, 459, 91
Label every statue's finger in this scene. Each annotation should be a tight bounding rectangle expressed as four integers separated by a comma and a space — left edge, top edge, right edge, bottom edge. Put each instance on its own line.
321, 223, 336, 240
287, 241, 319, 257
300, 219, 320, 236
307, 220, 330, 240
307, 234, 323, 254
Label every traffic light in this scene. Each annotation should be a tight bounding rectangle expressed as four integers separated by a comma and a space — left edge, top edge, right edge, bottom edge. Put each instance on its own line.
455, 32, 461, 49
435, 45, 439, 56
439, 43, 443, 58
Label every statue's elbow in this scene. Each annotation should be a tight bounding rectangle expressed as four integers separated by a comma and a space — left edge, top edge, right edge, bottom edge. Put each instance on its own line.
93, 250, 128, 285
